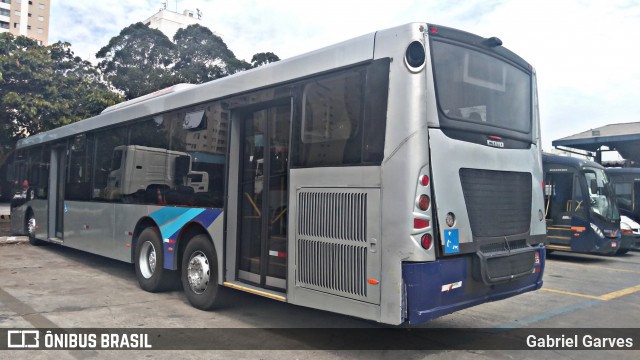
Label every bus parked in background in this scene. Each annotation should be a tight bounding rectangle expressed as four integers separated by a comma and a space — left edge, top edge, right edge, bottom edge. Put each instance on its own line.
543, 154, 627, 255
10, 23, 545, 325
606, 168, 640, 251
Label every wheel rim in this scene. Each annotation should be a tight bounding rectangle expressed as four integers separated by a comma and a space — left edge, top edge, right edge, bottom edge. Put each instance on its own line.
187, 251, 210, 295
139, 241, 156, 279
27, 216, 36, 237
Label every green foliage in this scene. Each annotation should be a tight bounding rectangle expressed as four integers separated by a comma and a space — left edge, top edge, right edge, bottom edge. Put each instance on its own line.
96, 23, 177, 100
174, 24, 242, 83
0, 33, 123, 159
251, 52, 280, 68
97, 24, 279, 98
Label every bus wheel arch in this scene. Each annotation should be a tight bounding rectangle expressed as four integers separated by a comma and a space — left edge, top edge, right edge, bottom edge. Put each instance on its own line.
180, 230, 223, 310
133, 223, 179, 292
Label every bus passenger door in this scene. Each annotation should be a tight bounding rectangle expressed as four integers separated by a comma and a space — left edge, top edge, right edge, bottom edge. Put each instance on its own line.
237, 102, 291, 290
545, 172, 580, 249
48, 145, 66, 241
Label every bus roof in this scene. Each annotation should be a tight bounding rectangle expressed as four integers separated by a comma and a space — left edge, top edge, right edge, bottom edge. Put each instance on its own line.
542, 153, 605, 170
605, 168, 640, 175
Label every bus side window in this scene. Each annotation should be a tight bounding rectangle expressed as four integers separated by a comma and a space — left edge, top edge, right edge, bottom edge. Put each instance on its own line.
298, 71, 363, 167
93, 127, 128, 202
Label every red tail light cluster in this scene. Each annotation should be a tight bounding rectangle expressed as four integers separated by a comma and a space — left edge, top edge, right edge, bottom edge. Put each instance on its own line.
413, 171, 434, 253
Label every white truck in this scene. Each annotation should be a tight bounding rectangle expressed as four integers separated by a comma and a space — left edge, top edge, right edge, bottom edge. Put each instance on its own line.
104, 145, 208, 201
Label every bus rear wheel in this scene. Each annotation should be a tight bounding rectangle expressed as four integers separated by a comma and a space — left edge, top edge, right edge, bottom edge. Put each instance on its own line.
135, 227, 178, 292
181, 234, 221, 310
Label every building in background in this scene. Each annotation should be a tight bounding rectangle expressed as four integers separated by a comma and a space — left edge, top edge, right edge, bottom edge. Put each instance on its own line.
0, 0, 50, 45
143, 7, 202, 40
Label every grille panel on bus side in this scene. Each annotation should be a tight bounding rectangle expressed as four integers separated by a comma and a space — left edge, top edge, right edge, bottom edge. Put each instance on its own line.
296, 190, 372, 301
297, 239, 367, 297
297, 192, 367, 242
459, 169, 532, 238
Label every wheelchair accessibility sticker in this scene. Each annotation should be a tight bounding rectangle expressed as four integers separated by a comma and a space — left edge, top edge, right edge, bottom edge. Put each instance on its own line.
444, 229, 460, 254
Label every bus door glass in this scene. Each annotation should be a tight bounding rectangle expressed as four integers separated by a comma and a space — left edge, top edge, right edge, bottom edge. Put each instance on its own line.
48, 144, 67, 240
237, 102, 291, 290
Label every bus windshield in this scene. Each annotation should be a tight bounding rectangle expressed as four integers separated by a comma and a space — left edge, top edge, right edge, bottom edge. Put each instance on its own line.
584, 167, 619, 221
431, 40, 531, 134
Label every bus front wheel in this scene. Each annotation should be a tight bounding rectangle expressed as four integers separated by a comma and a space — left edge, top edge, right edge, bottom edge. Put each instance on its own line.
26, 210, 43, 246
181, 234, 221, 310
135, 227, 178, 292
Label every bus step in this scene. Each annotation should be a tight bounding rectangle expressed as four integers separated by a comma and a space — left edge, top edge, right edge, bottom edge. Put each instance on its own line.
47, 237, 64, 244
223, 281, 286, 302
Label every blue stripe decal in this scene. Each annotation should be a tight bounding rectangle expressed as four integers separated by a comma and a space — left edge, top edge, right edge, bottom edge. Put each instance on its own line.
149, 207, 223, 270
148, 207, 192, 228
159, 208, 205, 240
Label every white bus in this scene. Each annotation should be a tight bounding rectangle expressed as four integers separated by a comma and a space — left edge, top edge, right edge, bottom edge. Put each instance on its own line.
10, 23, 546, 325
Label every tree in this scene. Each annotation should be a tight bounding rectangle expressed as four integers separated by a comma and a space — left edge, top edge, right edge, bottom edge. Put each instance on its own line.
0, 33, 123, 162
173, 24, 247, 83
96, 22, 176, 100
251, 52, 280, 68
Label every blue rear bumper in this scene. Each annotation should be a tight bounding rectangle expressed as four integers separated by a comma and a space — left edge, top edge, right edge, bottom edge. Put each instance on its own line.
402, 247, 545, 324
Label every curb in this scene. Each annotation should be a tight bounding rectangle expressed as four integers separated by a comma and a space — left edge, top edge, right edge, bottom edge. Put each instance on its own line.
0, 236, 28, 244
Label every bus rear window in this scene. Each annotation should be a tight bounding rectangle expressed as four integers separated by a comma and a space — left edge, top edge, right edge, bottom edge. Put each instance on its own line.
431, 40, 531, 134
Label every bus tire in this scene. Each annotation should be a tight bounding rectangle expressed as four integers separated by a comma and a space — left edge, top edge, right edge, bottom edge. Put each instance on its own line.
616, 248, 629, 256
181, 234, 221, 310
135, 227, 178, 292
26, 210, 43, 246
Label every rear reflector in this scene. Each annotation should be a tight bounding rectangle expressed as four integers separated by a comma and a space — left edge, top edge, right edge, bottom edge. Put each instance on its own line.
421, 234, 432, 250
414, 218, 430, 229
418, 195, 430, 210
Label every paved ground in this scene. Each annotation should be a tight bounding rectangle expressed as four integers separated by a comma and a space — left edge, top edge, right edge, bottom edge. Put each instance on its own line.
0, 206, 639, 358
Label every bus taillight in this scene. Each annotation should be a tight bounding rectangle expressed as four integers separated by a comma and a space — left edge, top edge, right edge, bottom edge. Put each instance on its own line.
418, 195, 430, 211
421, 234, 433, 250
420, 175, 430, 186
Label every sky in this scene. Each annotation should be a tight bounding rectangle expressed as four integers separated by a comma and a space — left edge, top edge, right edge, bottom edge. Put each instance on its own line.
49, 0, 640, 155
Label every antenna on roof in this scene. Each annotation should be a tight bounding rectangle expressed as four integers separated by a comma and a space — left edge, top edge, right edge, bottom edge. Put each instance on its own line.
196, 8, 202, 19
161, 1, 167, 10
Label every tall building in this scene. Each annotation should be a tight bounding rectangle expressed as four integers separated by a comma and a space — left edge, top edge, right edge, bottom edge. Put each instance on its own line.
143, 8, 202, 40
0, 0, 50, 45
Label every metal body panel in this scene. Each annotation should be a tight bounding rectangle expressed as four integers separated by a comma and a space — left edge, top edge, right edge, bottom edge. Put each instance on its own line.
374, 24, 433, 324
63, 201, 116, 257
287, 167, 382, 314
429, 129, 547, 247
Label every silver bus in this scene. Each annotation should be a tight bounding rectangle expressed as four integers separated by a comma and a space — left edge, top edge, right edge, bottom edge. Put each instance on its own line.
10, 23, 546, 325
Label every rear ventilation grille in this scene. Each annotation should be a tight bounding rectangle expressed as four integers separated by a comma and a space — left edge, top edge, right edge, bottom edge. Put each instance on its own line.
297, 239, 367, 297
297, 192, 367, 242
295, 190, 372, 301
